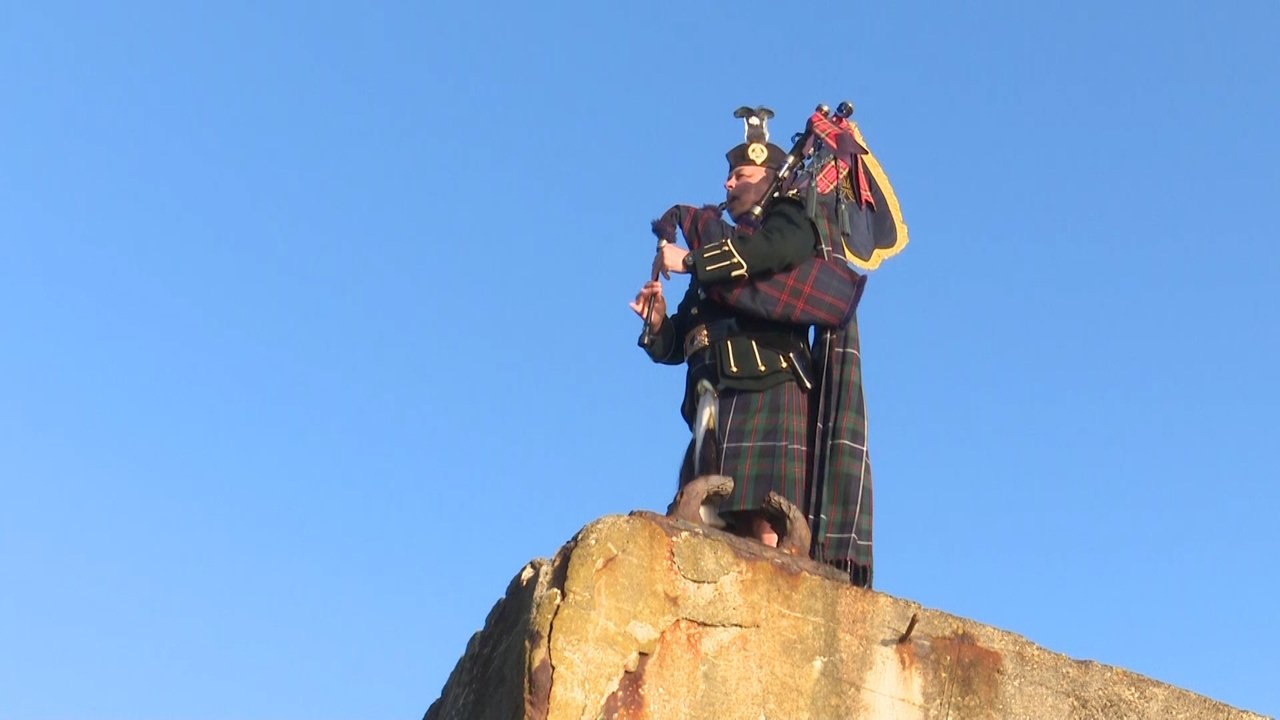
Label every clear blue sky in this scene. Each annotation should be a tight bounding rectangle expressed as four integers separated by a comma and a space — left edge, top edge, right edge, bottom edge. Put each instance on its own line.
2, 1, 1276, 717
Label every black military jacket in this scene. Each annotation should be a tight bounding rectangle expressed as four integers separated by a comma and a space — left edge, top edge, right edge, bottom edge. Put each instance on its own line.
641, 196, 821, 426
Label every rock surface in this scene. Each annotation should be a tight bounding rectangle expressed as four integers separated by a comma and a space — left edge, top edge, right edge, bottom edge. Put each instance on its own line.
425, 512, 1269, 720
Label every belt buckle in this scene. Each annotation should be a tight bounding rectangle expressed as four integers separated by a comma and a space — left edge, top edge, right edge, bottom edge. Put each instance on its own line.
683, 324, 710, 359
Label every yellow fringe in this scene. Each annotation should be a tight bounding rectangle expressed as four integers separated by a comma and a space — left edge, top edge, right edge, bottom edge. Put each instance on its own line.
841, 120, 910, 272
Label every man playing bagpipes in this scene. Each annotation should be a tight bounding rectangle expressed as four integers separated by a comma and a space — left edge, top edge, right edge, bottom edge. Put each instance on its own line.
631, 106, 819, 557
630, 103, 907, 589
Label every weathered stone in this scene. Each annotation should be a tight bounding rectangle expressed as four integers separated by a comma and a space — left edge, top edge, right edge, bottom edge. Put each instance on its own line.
424, 512, 1270, 720
671, 530, 737, 584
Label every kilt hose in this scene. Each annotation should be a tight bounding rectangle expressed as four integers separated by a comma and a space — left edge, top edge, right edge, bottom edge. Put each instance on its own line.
679, 379, 811, 533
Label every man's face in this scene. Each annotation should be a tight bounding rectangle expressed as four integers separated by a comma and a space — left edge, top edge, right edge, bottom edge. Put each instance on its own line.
724, 164, 772, 219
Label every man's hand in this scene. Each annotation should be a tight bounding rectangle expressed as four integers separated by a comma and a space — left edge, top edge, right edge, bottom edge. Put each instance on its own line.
652, 243, 691, 280
629, 280, 666, 334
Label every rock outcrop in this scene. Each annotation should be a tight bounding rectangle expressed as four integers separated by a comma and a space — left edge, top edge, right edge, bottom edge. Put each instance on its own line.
424, 512, 1268, 720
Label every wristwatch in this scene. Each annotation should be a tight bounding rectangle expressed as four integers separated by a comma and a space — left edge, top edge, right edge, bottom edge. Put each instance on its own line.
682, 252, 695, 272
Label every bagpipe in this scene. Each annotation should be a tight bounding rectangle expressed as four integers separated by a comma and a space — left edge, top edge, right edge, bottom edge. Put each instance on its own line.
640, 102, 908, 344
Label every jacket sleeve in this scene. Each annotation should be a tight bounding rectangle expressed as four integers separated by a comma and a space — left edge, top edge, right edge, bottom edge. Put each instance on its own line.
639, 281, 697, 365
689, 198, 818, 285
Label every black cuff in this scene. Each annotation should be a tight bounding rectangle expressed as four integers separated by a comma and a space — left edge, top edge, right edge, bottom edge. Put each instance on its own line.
640, 320, 679, 363
693, 238, 748, 284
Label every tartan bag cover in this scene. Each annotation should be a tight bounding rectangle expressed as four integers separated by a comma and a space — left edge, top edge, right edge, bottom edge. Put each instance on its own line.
803, 110, 909, 271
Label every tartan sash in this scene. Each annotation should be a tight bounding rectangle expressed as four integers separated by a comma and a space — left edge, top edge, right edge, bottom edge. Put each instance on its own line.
805, 278, 874, 584
803, 194, 875, 586
650, 204, 865, 329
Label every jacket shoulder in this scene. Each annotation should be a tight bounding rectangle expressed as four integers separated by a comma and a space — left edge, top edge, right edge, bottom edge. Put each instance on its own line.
766, 193, 811, 220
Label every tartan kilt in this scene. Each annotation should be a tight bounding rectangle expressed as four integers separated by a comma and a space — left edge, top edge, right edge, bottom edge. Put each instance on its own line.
695, 379, 811, 516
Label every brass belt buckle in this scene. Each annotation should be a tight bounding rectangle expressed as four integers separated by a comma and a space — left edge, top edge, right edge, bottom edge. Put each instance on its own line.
684, 324, 710, 359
